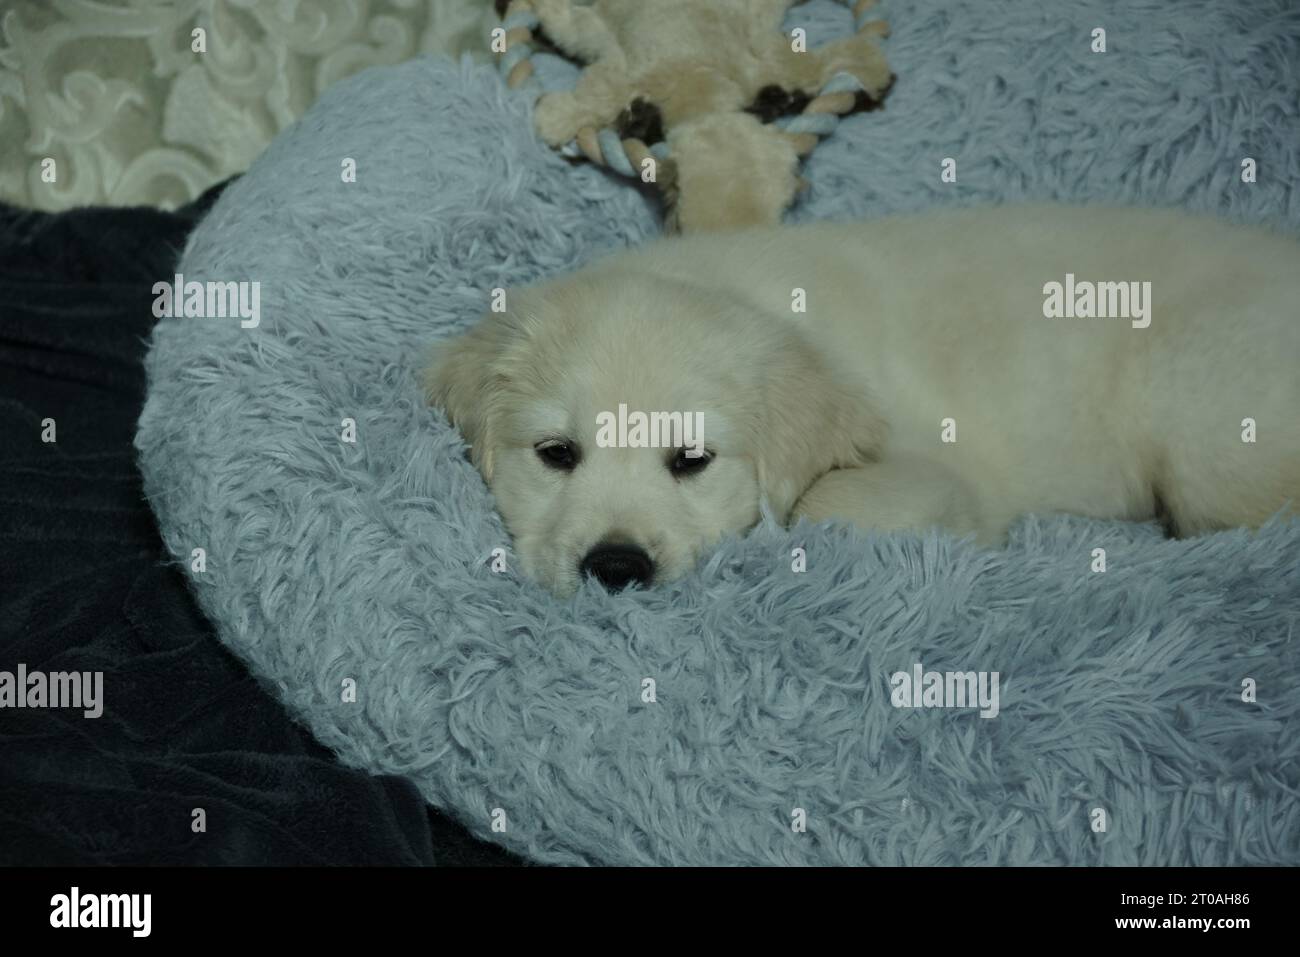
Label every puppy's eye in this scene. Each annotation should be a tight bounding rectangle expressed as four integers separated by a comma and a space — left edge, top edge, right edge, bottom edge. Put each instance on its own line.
669, 447, 712, 477
535, 440, 579, 471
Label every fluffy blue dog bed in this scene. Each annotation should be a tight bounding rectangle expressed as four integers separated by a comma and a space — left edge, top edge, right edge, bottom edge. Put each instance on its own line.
136, 0, 1300, 865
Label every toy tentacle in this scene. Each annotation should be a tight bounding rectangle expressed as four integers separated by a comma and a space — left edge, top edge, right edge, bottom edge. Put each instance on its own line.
533, 61, 641, 146
776, 71, 888, 157
847, 0, 889, 34
497, 0, 539, 89
787, 22, 893, 101
532, 0, 626, 65
572, 127, 672, 182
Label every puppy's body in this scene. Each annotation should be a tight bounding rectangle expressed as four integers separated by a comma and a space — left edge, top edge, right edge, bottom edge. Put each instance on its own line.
429, 206, 1300, 592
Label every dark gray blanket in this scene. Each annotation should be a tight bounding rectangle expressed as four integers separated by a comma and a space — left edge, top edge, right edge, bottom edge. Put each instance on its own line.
0, 183, 518, 866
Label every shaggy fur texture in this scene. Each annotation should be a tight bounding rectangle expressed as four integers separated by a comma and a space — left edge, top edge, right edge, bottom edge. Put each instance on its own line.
137, 0, 1300, 865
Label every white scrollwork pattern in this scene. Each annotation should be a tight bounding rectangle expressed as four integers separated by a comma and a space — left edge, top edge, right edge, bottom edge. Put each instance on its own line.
0, 0, 495, 210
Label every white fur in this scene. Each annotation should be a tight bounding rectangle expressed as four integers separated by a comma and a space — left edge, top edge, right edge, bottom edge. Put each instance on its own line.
428, 205, 1300, 594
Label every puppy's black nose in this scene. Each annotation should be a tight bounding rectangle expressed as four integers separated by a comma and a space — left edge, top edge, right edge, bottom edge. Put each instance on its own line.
580, 543, 655, 590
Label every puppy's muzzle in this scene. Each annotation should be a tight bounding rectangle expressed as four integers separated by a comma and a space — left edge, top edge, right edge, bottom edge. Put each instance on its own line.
580, 543, 655, 590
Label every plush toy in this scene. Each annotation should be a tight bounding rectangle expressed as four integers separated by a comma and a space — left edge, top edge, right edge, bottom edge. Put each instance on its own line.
495, 0, 894, 232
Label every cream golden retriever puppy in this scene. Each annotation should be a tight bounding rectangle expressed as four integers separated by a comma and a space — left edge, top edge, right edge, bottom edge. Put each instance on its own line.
427, 205, 1300, 594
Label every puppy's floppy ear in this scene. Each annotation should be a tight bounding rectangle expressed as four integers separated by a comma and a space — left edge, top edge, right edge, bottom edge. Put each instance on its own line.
753, 328, 887, 521
424, 317, 519, 481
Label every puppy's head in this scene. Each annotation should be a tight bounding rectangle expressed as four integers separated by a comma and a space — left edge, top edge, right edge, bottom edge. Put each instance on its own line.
426, 271, 882, 594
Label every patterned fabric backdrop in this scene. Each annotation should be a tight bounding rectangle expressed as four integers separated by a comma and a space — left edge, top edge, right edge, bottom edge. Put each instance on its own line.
0, 0, 495, 210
